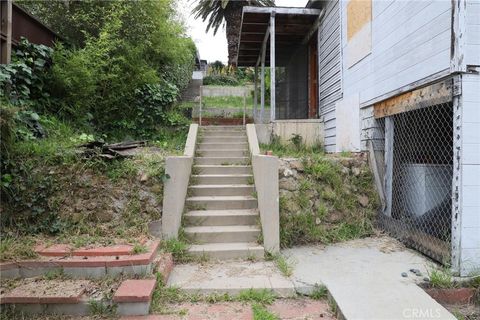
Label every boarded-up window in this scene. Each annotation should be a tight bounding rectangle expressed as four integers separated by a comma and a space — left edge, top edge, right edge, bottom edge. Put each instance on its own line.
346, 0, 372, 68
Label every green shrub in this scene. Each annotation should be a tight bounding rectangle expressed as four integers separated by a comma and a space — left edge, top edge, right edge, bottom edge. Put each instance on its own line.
0, 38, 53, 107
203, 75, 240, 86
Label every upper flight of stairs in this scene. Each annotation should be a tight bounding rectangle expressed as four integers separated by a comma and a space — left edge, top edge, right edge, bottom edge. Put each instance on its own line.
184, 126, 264, 260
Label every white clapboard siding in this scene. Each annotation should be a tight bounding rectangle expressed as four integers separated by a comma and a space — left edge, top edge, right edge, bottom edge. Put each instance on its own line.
319, 0, 342, 152
460, 73, 480, 276
466, 0, 480, 65
336, 0, 452, 152
343, 0, 451, 103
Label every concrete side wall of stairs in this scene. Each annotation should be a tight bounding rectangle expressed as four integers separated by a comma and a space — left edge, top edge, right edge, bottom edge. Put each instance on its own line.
246, 124, 280, 253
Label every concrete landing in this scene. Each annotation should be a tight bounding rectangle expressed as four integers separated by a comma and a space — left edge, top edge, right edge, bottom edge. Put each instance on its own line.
283, 236, 456, 320
167, 261, 295, 297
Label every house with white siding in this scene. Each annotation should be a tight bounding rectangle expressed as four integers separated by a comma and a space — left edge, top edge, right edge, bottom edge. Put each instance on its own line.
235, 0, 480, 276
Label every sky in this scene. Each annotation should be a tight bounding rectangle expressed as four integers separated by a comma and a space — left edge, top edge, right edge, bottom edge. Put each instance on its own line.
178, 0, 309, 64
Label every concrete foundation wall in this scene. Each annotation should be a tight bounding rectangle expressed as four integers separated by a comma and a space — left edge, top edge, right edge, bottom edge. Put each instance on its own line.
201, 85, 253, 97
254, 120, 324, 147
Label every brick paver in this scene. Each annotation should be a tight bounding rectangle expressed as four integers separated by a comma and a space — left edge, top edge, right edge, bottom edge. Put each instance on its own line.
114, 279, 157, 303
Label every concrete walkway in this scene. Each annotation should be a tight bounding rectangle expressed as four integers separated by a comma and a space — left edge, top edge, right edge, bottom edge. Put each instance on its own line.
167, 260, 295, 296
283, 236, 456, 320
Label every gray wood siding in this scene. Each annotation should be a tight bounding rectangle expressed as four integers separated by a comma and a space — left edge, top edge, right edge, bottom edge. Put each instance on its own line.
318, 0, 342, 152
466, 0, 480, 66
342, 0, 451, 103
335, 0, 452, 152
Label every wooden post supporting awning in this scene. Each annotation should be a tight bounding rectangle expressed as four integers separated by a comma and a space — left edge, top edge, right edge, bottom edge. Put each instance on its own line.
236, 6, 321, 122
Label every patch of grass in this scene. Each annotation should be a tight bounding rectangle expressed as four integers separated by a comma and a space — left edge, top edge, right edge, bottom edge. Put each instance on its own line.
428, 267, 455, 289
451, 309, 466, 320
280, 211, 374, 248
161, 238, 191, 263
328, 297, 338, 315
132, 243, 148, 254
252, 303, 279, 320
266, 252, 293, 277
310, 284, 328, 300
88, 299, 117, 317
238, 289, 276, 305
42, 268, 67, 280
260, 134, 324, 158
105, 159, 138, 182
202, 95, 269, 110
151, 272, 191, 313
205, 292, 233, 303
0, 237, 37, 261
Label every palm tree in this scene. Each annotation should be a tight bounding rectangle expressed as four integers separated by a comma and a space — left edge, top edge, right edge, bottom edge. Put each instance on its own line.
192, 0, 274, 66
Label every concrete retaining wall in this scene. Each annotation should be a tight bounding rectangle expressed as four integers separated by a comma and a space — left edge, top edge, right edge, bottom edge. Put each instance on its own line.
255, 119, 325, 147
201, 85, 253, 97
193, 107, 253, 118
246, 124, 280, 253
162, 124, 198, 239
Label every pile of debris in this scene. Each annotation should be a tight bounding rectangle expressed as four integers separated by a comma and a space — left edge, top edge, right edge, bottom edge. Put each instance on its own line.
78, 140, 147, 159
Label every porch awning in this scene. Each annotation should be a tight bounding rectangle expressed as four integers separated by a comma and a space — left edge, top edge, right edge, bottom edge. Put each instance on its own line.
236, 6, 321, 67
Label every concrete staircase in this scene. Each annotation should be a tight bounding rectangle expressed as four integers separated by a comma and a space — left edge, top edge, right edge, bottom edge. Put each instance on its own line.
184, 126, 264, 260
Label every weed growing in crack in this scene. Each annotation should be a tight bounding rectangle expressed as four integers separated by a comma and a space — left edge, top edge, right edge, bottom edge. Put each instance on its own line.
88, 299, 117, 317
265, 252, 293, 277
252, 303, 279, 320
310, 284, 328, 300
160, 238, 192, 263
237, 289, 276, 305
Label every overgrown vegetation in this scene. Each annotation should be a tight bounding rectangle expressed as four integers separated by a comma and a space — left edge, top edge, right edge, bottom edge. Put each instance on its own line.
261, 134, 324, 158
0, 1, 195, 258
262, 135, 379, 248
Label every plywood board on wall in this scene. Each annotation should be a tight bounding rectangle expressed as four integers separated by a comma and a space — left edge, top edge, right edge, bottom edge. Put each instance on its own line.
347, 0, 372, 41
346, 0, 372, 68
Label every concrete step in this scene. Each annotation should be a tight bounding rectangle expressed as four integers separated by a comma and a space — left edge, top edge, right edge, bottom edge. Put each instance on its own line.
194, 165, 252, 175
201, 126, 245, 131
201, 137, 247, 143
200, 131, 246, 137
184, 225, 261, 243
197, 150, 248, 157
186, 195, 257, 210
188, 242, 264, 260
189, 184, 254, 197
167, 261, 296, 297
194, 157, 249, 165
197, 142, 248, 150
184, 209, 259, 226
191, 174, 252, 185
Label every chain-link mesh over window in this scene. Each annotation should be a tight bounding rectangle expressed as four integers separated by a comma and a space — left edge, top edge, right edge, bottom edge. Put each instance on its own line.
378, 102, 454, 263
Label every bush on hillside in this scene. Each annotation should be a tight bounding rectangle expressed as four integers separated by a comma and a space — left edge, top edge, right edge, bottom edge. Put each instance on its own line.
203, 75, 240, 86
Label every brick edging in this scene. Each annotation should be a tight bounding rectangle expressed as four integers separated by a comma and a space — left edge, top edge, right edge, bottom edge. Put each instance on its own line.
0, 241, 160, 279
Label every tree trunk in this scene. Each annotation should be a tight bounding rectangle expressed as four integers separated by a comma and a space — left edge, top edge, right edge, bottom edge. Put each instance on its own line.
224, 4, 242, 67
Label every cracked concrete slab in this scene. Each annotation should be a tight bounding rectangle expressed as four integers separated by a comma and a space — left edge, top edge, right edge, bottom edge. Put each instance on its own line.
167, 260, 296, 297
